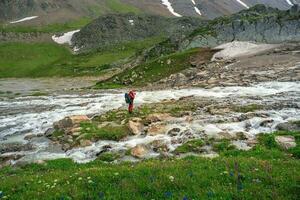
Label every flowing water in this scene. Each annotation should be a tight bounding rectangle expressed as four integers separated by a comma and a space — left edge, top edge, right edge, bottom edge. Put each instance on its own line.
0, 81, 299, 163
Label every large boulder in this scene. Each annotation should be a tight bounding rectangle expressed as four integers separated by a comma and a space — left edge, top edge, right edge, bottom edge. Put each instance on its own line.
131, 145, 148, 158
128, 118, 144, 135
79, 139, 93, 147
276, 121, 300, 132
275, 136, 296, 150
54, 115, 90, 131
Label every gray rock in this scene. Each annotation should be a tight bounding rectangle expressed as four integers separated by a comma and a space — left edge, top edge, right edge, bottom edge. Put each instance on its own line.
0, 143, 34, 154
276, 121, 300, 132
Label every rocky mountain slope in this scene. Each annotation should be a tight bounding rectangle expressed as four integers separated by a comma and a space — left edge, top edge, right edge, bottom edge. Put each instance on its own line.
146, 4, 300, 59
181, 4, 300, 50
1, 0, 300, 24
72, 14, 205, 52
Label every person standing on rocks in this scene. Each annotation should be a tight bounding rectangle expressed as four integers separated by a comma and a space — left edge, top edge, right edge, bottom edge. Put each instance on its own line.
125, 90, 136, 114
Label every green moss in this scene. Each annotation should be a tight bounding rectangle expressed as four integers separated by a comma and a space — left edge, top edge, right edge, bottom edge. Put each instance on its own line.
257, 133, 279, 149
174, 139, 205, 154
80, 122, 130, 141
52, 130, 64, 138
233, 104, 263, 113
97, 152, 120, 162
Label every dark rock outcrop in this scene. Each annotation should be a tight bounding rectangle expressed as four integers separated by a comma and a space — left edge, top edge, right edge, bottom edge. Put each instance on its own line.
180, 5, 300, 50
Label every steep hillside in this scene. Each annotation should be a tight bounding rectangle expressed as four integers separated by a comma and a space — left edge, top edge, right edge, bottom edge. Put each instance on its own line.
72, 14, 205, 52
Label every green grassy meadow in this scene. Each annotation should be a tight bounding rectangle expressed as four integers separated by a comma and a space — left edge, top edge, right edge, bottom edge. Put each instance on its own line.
0, 37, 163, 78
0, 131, 299, 200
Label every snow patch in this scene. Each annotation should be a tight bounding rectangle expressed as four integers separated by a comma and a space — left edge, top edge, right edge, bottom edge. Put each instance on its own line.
191, 0, 196, 5
212, 41, 276, 60
10, 16, 38, 24
235, 0, 249, 9
285, 0, 294, 6
194, 7, 202, 16
129, 19, 134, 26
52, 30, 80, 45
161, 0, 182, 17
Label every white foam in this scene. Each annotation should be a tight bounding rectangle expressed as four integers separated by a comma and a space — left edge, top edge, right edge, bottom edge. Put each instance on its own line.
10, 16, 38, 24
52, 30, 80, 45
161, 0, 182, 17
235, 0, 250, 9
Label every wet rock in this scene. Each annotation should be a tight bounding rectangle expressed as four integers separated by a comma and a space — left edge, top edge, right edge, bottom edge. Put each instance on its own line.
24, 133, 36, 141
147, 123, 167, 136
45, 128, 55, 137
167, 128, 181, 136
276, 121, 300, 132
54, 115, 90, 130
0, 153, 25, 162
34, 160, 46, 165
185, 115, 194, 122
218, 132, 234, 140
128, 118, 144, 135
0, 143, 34, 154
62, 144, 71, 151
79, 140, 93, 147
259, 119, 274, 127
151, 140, 169, 153
146, 113, 173, 123
131, 145, 148, 158
275, 136, 296, 150
235, 132, 249, 140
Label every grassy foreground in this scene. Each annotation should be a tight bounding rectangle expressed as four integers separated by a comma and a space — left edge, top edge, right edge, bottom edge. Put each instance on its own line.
0, 131, 299, 200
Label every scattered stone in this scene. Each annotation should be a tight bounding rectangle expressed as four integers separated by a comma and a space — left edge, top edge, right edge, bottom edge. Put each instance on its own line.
34, 160, 46, 165
259, 119, 274, 127
24, 133, 36, 140
146, 113, 173, 123
131, 145, 148, 158
167, 128, 181, 136
147, 123, 167, 136
45, 128, 55, 137
0, 143, 34, 154
79, 140, 93, 147
275, 136, 296, 150
151, 140, 169, 152
128, 118, 144, 135
218, 132, 233, 140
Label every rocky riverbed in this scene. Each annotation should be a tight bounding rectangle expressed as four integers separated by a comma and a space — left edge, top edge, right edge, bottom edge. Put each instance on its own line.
1, 81, 299, 166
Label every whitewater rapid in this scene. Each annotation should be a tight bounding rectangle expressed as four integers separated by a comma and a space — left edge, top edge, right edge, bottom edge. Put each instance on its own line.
0, 82, 299, 163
